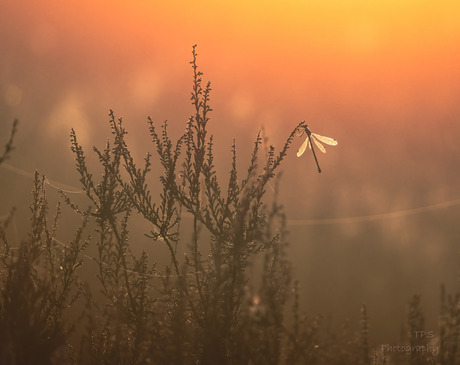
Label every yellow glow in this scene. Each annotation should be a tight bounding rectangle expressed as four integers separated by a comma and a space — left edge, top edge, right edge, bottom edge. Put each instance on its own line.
4, 0, 460, 129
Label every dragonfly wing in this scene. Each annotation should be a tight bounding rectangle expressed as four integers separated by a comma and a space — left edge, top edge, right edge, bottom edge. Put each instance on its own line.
312, 135, 326, 153
297, 137, 310, 157
312, 133, 338, 146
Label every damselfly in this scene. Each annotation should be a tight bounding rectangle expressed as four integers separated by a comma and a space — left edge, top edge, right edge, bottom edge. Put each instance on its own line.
296, 125, 338, 173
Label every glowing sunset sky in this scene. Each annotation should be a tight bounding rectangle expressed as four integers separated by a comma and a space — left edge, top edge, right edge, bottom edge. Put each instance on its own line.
2, 1, 460, 126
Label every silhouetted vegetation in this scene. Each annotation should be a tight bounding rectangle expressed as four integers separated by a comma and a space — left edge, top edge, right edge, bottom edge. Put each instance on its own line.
0, 47, 459, 364
0, 119, 18, 165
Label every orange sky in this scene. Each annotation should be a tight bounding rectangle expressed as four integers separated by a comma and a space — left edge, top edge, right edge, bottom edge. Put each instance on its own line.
3, 0, 460, 121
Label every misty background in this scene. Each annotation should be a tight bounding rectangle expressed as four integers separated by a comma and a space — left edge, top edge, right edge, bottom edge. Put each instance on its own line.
1, 0, 460, 346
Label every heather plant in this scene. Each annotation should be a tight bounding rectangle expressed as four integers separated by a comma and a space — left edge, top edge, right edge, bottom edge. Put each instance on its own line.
0, 119, 18, 266
283, 281, 321, 364
407, 294, 426, 365
0, 119, 18, 166
61, 46, 301, 364
369, 291, 459, 365
438, 285, 460, 365
0, 121, 89, 364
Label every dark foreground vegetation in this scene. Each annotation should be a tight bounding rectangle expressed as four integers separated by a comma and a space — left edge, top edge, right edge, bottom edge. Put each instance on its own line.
0, 47, 459, 364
